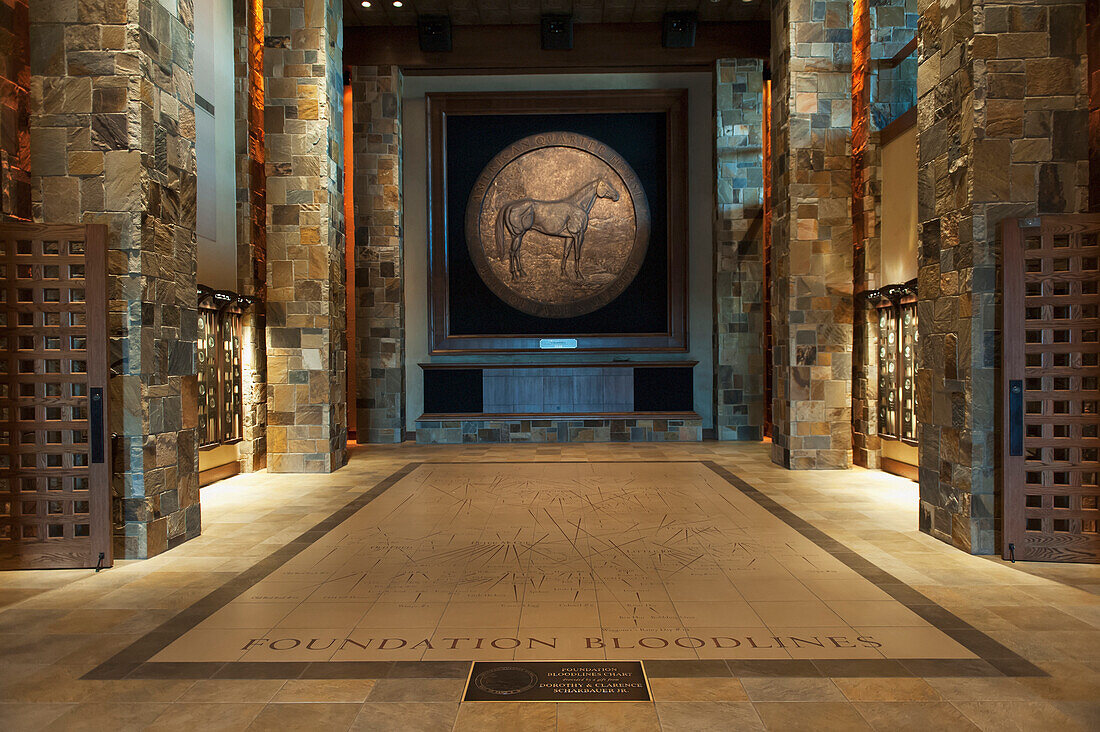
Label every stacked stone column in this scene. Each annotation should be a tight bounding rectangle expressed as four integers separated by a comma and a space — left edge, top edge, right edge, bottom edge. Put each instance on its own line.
349, 65, 404, 444
714, 59, 766, 441
852, 0, 918, 469
0, 0, 31, 219
233, 0, 266, 473
28, 0, 200, 557
916, 0, 1089, 552
768, 0, 856, 469
262, 0, 348, 472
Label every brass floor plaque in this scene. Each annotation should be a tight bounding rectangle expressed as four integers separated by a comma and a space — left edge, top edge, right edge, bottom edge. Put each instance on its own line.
463, 660, 650, 702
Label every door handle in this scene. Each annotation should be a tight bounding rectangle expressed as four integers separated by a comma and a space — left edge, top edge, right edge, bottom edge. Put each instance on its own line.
1008, 380, 1023, 457
90, 387, 105, 464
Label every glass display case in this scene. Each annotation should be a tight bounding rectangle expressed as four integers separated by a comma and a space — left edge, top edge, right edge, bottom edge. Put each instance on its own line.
870, 281, 918, 444
197, 287, 251, 448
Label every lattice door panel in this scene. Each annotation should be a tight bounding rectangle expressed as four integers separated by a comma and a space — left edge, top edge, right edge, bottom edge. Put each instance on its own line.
1003, 215, 1100, 563
0, 223, 110, 569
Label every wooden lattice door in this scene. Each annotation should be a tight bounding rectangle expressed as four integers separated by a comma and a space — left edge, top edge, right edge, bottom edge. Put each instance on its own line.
1003, 215, 1100, 563
0, 223, 111, 569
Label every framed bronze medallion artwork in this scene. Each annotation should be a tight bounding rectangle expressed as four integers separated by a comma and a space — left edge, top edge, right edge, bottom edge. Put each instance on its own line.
427, 90, 688, 353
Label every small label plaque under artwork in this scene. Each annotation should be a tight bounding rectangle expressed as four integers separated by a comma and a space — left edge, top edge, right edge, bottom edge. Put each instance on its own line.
539, 338, 578, 349
463, 661, 650, 702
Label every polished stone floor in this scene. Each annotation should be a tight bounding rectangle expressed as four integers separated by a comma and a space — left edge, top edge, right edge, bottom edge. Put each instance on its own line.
1, 441, 1099, 731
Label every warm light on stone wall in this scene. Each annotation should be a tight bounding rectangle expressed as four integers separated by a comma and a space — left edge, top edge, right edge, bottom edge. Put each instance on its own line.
0, 0, 30, 220
29, 0, 201, 558
768, 0, 855, 470
234, 0, 267, 473
916, 0, 1090, 553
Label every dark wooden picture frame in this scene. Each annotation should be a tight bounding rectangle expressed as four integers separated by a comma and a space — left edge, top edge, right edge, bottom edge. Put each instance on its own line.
426, 89, 689, 354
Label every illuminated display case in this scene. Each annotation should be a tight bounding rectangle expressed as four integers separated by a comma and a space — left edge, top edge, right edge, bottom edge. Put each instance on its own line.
197, 287, 252, 448
869, 280, 918, 444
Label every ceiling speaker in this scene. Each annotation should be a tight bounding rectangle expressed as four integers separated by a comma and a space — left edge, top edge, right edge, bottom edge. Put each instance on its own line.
418, 15, 452, 53
541, 14, 573, 50
662, 12, 697, 49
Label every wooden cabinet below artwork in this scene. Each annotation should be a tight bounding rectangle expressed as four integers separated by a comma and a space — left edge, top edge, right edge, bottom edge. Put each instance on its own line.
419, 361, 698, 419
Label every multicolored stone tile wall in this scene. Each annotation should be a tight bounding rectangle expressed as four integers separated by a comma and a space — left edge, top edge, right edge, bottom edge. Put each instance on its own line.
348, 65, 404, 444
0, 0, 30, 219
870, 0, 918, 128
1090, 0, 1100, 211
851, 0, 878, 469
262, 0, 348, 473
233, 0, 266, 473
768, 0, 856, 470
29, 0, 201, 558
416, 418, 703, 445
768, 0, 793, 461
853, 0, 917, 470
714, 59, 766, 442
916, 0, 1090, 553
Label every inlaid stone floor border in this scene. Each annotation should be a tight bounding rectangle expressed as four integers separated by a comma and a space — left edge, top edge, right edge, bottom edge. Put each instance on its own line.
84, 461, 1045, 681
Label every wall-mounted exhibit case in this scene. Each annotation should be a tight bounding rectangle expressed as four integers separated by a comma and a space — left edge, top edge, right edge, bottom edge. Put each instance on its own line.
867, 281, 919, 479
197, 287, 253, 485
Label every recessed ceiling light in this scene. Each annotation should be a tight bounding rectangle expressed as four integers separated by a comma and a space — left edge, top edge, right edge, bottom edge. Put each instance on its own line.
360, 0, 370, 6
392, 0, 402, 6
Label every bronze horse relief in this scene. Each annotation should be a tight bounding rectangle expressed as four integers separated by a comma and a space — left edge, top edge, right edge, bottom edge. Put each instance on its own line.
495, 179, 620, 280
465, 132, 650, 319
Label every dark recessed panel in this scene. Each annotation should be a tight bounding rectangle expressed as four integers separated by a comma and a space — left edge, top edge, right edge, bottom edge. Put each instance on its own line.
633, 366, 693, 412
423, 369, 483, 413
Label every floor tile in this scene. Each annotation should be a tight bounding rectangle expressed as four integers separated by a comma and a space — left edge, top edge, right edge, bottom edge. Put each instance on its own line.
556, 701, 661, 732
647, 677, 749, 701
366, 677, 464, 702
452, 701, 557, 731
145, 703, 266, 732
833, 677, 940, 701
243, 702, 360, 731
43, 702, 169, 732
655, 701, 764, 731
270, 679, 376, 702
178, 679, 286, 703
740, 677, 846, 702
851, 701, 979, 731
952, 701, 1087, 732
0, 702, 75, 731
753, 701, 872, 731
350, 702, 459, 732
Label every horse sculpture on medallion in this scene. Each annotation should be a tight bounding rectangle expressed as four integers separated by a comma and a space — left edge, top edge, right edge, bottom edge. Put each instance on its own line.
496, 179, 621, 281
465, 132, 650, 319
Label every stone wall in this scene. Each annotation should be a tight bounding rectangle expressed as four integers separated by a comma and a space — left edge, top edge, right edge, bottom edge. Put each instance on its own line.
416, 417, 702, 444
851, 0, 878, 469
0, 0, 30, 219
852, 0, 917, 469
713, 59, 766, 442
1090, 0, 1100, 211
233, 0, 266, 472
871, 0, 918, 128
916, 0, 1090, 553
263, 0, 347, 472
768, 0, 855, 470
29, 0, 200, 558
349, 65, 404, 444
